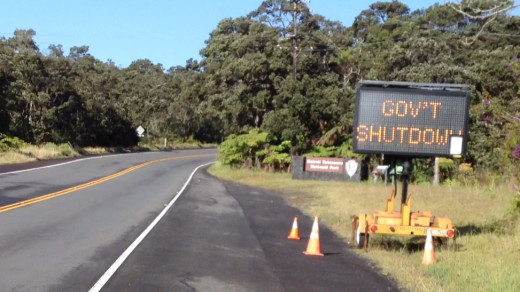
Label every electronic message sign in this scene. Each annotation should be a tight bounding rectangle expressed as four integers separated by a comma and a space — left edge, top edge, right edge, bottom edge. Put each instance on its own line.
353, 82, 470, 157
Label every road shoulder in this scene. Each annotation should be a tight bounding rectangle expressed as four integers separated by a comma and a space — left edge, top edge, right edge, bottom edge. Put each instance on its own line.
220, 171, 400, 292
103, 167, 400, 291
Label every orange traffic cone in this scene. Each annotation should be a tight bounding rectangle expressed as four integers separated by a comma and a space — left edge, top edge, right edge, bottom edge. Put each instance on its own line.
288, 217, 301, 240
422, 228, 436, 265
303, 216, 324, 256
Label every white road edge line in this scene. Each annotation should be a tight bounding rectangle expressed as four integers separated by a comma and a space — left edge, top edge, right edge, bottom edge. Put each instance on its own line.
88, 161, 216, 292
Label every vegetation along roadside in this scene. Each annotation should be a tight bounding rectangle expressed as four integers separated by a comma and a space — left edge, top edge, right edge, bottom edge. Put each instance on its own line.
0, 133, 215, 165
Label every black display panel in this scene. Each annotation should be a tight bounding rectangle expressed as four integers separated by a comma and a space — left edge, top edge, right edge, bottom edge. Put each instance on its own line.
353, 85, 470, 157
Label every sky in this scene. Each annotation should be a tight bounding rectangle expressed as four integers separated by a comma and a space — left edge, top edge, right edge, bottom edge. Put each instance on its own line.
1, 1, 518, 69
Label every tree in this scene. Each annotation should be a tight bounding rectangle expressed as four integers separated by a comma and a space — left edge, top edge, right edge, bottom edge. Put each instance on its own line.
201, 17, 282, 136
448, 0, 520, 44
369, 1, 410, 23
0, 40, 15, 134
7, 29, 48, 142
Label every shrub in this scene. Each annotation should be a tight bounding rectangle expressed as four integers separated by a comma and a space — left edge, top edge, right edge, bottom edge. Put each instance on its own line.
304, 145, 337, 157
439, 158, 457, 182
258, 140, 292, 171
218, 130, 270, 168
58, 143, 77, 157
0, 133, 26, 152
304, 138, 363, 159
218, 130, 293, 171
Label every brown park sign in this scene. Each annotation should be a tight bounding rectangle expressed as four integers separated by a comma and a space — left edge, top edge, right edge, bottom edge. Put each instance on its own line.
293, 156, 363, 182
304, 157, 345, 173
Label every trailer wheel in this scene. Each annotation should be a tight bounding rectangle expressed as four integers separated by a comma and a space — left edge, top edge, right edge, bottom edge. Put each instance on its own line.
355, 225, 369, 249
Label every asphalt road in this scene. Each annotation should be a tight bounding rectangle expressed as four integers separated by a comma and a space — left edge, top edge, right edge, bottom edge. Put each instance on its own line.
0, 149, 216, 291
0, 150, 399, 291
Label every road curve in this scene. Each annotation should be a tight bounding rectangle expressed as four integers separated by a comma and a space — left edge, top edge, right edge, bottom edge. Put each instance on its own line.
0, 150, 399, 291
0, 149, 217, 291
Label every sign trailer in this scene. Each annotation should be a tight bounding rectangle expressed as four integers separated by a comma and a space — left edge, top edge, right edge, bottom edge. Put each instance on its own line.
351, 81, 469, 250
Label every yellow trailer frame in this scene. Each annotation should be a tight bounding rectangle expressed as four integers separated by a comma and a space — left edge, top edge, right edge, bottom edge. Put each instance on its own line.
351, 191, 456, 249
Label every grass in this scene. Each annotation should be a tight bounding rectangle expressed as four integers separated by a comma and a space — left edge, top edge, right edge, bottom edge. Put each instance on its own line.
0, 143, 81, 164
137, 138, 217, 150
0, 141, 217, 165
0, 143, 131, 164
208, 163, 520, 292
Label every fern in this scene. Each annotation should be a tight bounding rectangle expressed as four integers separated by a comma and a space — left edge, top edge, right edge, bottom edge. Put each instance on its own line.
218, 130, 293, 171
0, 133, 26, 152
262, 140, 292, 171
304, 145, 337, 157
218, 130, 271, 168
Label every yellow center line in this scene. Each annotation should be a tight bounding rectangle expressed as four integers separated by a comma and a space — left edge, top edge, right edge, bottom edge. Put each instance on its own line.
0, 154, 215, 214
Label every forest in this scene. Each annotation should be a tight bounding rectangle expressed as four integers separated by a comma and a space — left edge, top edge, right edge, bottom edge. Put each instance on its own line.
0, 0, 519, 181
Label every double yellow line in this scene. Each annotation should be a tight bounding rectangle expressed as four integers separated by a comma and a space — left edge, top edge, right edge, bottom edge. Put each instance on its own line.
0, 154, 214, 214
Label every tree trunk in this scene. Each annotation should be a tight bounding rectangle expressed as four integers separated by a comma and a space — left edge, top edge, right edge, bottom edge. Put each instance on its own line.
29, 100, 34, 126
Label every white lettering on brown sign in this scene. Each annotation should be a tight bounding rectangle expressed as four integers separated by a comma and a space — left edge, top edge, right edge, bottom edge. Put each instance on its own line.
305, 157, 344, 173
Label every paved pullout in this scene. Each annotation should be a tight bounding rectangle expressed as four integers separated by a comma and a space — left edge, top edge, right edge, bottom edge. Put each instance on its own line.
101, 167, 399, 292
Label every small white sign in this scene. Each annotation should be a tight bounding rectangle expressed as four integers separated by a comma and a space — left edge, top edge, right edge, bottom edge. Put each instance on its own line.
345, 159, 358, 177
449, 136, 463, 155
136, 125, 145, 137
376, 165, 390, 173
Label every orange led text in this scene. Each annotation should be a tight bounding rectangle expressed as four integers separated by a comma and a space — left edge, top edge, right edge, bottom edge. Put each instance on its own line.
356, 125, 462, 146
382, 100, 442, 119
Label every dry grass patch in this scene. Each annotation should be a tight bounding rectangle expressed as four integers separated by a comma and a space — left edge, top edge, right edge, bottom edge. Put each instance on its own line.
82, 147, 110, 155
0, 143, 81, 165
138, 139, 217, 151
0, 151, 37, 164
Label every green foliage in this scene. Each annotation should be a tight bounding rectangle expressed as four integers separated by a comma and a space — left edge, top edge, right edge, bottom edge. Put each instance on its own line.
0, 133, 26, 152
439, 158, 457, 183
40, 142, 77, 157
304, 146, 337, 157
218, 129, 271, 168
304, 138, 362, 159
57, 143, 76, 156
412, 159, 432, 184
335, 139, 363, 158
511, 188, 520, 214
259, 140, 292, 171
218, 130, 292, 171
471, 86, 520, 181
